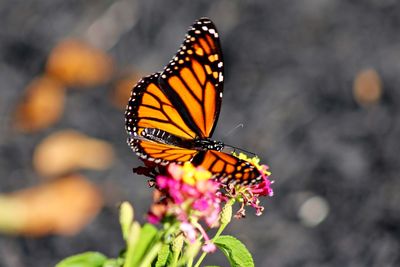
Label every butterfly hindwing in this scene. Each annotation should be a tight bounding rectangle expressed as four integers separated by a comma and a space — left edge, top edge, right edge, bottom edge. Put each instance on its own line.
131, 137, 261, 185
159, 18, 224, 138
192, 151, 263, 185
129, 138, 198, 165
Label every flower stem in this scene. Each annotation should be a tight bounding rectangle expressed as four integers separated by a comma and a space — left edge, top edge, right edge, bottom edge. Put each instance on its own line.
193, 252, 207, 267
193, 199, 235, 267
138, 242, 162, 267
186, 256, 193, 267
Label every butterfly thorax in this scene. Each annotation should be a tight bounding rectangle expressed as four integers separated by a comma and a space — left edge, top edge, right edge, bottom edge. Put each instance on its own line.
140, 128, 224, 151
192, 138, 224, 151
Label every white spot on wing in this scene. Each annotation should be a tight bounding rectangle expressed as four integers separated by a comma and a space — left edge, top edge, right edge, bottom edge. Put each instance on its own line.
219, 73, 223, 82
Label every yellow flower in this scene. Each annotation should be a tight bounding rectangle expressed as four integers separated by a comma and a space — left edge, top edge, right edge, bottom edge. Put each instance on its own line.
181, 162, 197, 185
181, 162, 212, 185
194, 167, 212, 182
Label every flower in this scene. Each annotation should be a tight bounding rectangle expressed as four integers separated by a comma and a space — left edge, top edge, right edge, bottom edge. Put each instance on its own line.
148, 162, 222, 251
202, 241, 217, 253
144, 153, 274, 250
227, 153, 274, 217
180, 222, 197, 243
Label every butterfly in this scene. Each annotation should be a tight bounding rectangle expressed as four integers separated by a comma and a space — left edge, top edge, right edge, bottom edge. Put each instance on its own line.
125, 18, 263, 185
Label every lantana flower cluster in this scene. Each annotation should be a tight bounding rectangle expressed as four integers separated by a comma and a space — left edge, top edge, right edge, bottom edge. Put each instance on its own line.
145, 154, 273, 252
148, 162, 222, 226
148, 162, 223, 251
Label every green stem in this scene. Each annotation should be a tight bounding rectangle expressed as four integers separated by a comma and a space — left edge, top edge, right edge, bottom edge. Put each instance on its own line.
186, 256, 194, 267
183, 240, 201, 267
193, 199, 235, 267
193, 252, 207, 267
138, 242, 162, 267
164, 221, 180, 241
213, 219, 228, 240
170, 251, 179, 267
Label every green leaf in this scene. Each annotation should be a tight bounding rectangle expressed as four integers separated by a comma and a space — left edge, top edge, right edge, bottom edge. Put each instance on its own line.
205, 266, 223, 267
56, 252, 107, 267
138, 242, 162, 267
214, 235, 254, 267
128, 223, 158, 266
155, 243, 170, 267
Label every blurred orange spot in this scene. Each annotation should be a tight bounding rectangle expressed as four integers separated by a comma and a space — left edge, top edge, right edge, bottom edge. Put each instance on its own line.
353, 68, 382, 107
111, 72, 142, 109
0, 175, 102, 236
14, 75, 65, 132
33, 130, 115, 177
46, 39, 114, 87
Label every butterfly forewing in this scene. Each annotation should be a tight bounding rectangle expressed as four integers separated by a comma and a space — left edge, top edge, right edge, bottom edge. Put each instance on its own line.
159, 18, 224, 138
125, 73, 197, 140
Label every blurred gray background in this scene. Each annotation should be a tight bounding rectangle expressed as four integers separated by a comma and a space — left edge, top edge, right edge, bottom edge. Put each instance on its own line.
1, 0, 399, 266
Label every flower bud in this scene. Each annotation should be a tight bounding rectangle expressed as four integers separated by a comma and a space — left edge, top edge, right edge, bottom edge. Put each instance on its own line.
220, 203, 232, 225
119, 201, 134, 241
172, 234, 184, 253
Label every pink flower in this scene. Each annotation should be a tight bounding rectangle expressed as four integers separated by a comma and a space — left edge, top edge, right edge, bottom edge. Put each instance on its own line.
224, 153, 274, 218
180, 222, 197, 243
147, 163, 223, 243
147, 212, 161, 224
249, 165, 274, 197
202, 241, 216, 253
193, 198, 209, 211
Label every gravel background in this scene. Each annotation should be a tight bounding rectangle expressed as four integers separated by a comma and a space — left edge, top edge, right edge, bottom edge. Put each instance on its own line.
1, 0, 400, 266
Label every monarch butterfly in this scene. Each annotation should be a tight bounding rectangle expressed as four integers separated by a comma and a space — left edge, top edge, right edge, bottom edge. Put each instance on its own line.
125, 18, 263, 185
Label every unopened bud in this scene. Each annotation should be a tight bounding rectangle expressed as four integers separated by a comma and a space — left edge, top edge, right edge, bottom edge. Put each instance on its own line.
220, 203, 232, 225
119, 201, 134, 241
172, 234, 184, 253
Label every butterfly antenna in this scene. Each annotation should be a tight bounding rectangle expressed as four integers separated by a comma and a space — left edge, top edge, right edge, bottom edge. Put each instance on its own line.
221, 124, 257, 157
222, 143, 257, 157
223, 123, 244, 138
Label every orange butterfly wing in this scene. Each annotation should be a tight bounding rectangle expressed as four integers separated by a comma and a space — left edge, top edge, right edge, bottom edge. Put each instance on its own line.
158, 17, 223, 138
125, 18, 223, 140
192, 151, 263, 185
125, 73, 197, 140
129, 138, 198, 165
